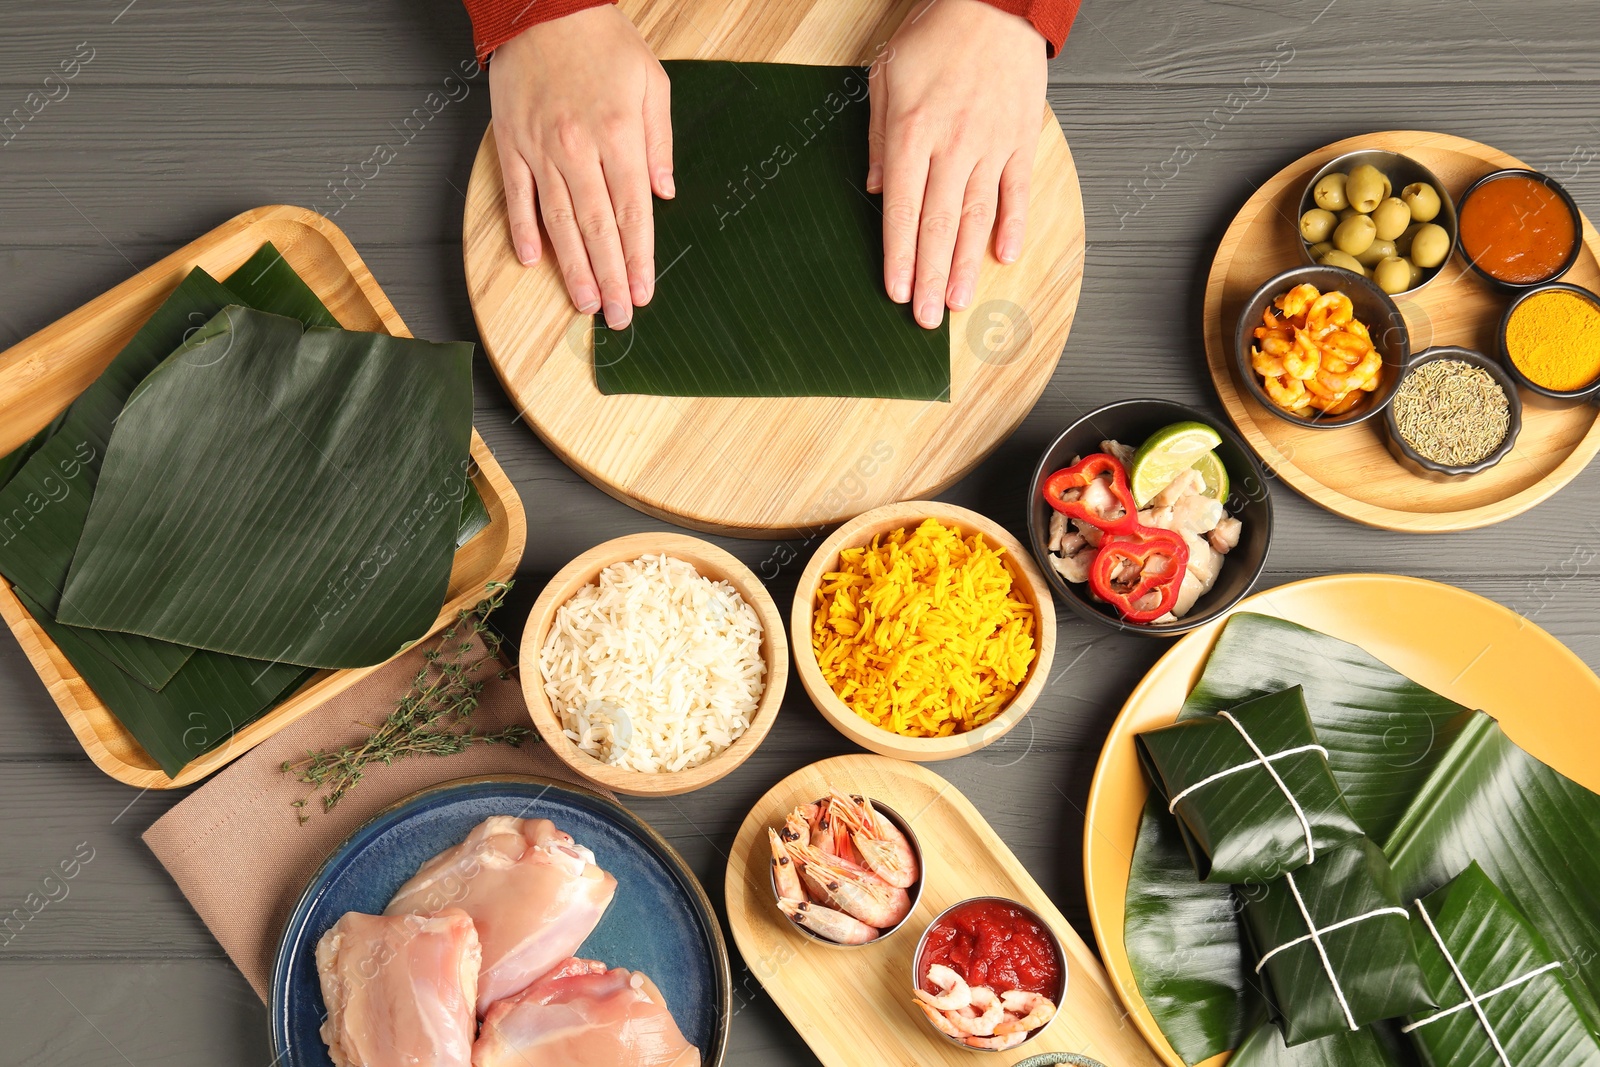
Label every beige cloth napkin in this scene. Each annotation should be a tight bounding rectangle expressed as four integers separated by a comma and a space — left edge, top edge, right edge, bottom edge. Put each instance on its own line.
143, 642, 605, 1002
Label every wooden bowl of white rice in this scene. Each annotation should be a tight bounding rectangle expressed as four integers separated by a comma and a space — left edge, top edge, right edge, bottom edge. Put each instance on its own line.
521, 532, 787, 796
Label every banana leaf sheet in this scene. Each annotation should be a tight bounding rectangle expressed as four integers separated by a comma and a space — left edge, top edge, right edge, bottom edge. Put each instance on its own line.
1137, 686, 1362, 883
1122, 612, 1600, 1066
57, 306, 473, 668
594, 61, 950, 399
1402, 861, 1600, 1067
1240, 838, 1433, 1045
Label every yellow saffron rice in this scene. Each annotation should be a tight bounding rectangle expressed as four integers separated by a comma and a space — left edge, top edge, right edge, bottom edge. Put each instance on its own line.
811, 519, 1036, 737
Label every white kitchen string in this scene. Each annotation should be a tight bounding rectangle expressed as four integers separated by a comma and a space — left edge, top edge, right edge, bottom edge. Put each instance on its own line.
1166, 742, 1329, 810
1254, 904, 1411, 972
1284, 870, 1361, 1032
1174, 710, 1320, 863
1401, 901, 1562, 1066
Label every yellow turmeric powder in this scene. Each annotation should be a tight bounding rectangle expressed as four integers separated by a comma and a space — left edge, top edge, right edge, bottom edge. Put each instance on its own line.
1505, 288, 1600, 392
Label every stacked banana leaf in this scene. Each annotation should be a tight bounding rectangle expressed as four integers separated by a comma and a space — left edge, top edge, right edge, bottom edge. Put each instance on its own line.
0, 245, 485, 776
1124, 612, 1600, 1066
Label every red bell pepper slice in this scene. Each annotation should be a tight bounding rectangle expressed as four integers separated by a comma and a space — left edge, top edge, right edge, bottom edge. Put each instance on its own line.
1042, 453, 1139, 535
1088, 527, 1190, 623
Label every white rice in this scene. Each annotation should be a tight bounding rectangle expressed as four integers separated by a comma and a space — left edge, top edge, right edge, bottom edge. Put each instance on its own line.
538, 554, 766, 774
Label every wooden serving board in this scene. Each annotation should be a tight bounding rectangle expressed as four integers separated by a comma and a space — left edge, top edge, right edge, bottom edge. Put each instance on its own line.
462, 0, 1085, 538
1204, 130, 1600, 532
0, 205, 527, 788
726, 754, 1162, 1067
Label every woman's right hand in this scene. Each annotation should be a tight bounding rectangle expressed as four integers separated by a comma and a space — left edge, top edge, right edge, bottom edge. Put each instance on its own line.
488, 6, 673, 329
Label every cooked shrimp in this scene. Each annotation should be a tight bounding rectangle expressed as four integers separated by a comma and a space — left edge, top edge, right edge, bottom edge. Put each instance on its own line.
769, 828, 804, 902
1317, 347, 1382, 394
807, 799, 836, 855
1263, 373, 1310, 410
777, 899, 879, 945
780, 805, 813, 847
946, 985, 1004, 1037
995, 990, 1057, 1034
828, 791, 919, 888
1305, 290, 1354, 336
965, 1033, 1029, 1051
1284, 328, 1321, 380
792, 845, 911, 928
1275, 282, 1321, 319
1251, 344, 1287, 379
915, 1000, 964, 1039
914, 964, 971, 1011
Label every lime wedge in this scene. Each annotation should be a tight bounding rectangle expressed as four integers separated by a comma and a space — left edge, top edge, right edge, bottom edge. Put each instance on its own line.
1129, 421, 1224, 506
1190, 450, 1230, 502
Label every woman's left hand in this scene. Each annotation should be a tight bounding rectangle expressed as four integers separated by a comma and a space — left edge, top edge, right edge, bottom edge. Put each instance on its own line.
869, 0, 1049, 328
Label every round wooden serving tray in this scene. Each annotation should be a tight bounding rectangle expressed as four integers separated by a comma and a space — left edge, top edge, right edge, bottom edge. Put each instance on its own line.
1204, 130, 1600, 532
463, 0, 1085, 538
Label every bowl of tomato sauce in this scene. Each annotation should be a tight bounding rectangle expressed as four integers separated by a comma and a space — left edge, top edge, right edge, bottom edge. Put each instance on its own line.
911, 896, 1068, 1053
1457, 168, 1583, 292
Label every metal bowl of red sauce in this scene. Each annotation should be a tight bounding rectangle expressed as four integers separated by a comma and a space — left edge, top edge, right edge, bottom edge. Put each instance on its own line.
1457, 168, 1583, 292
910, 896, 1069, 1053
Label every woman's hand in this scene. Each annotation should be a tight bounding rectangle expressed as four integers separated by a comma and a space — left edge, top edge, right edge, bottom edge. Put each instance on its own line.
489, 6, 673, 329
869, 0, 1048, 328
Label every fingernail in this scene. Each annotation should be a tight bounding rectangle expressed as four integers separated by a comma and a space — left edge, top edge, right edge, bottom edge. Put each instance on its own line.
573, 287, 601, 314
660, 172, 675, 199
916, 295, 943, 328
950, 280, 973, 310
603, 299, 632, 330
998, 235, 1021, 264
515, 239, 539, 266
866, 163, 882, 193
631, 275, 653, 305
891, 273, 911, 304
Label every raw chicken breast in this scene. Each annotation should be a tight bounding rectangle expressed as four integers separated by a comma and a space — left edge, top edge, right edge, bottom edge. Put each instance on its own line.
473, 958, 700, 1067
316, 909, 480, 1067
386, 817, 617, 1013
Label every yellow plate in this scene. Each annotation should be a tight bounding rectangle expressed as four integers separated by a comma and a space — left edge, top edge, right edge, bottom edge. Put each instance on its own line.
1082, 573, 1600, 1067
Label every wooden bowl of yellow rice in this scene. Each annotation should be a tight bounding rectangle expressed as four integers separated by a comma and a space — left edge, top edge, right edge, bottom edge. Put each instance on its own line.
792, 501, 1056, 762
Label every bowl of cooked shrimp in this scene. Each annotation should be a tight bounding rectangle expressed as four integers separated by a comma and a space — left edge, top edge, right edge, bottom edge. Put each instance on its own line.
765, 789, 925, 948
911, 896, 1069, 1053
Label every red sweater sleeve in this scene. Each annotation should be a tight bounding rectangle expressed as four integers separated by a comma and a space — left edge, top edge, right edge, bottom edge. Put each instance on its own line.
463, 0, 1078, 64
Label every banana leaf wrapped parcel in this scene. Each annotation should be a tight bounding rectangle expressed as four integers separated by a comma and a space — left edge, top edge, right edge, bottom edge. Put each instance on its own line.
1241, 837, 1434, 1046
1137, 686, 1363, 883
1403, 861, 1600, 1067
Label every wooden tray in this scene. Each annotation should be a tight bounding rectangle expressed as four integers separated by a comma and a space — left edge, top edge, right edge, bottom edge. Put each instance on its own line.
0, 205, 527, 789
1204, 130, 1600, 532
725, 754, 1162, 1067
1082, 574, 1600, 1067
462, 0, 1085, 538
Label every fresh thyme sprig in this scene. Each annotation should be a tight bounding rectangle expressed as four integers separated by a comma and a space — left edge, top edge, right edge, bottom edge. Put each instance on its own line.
283, 581, 533, 822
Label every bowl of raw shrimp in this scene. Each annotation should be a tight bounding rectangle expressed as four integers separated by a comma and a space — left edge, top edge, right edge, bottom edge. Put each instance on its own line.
765, 790, 925, 949
910, 896, 1069, 1053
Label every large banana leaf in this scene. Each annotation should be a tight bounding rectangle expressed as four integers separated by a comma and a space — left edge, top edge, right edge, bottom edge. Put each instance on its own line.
1124, 613, 1476, 1064
1385, 712, 1600, 1037
594, 61, 950, 399
223, 242, 490, 545
1138, 686, 1363, 883
57, 306, 473, 668
14, 589, 310, 776
0, 411, 68, 491
1240, 838, 1433, 1046
1402, 861, 1600, 1067
1230, 1020, 1409, 1067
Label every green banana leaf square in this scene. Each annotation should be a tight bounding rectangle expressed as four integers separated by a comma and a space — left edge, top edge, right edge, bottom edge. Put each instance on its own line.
1404, 861, 1600, 1067
1138, 686, 1363, 883
1242, 838, 1435, 1046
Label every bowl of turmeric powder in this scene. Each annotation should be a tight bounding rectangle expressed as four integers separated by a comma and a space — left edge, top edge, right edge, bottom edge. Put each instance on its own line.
1498, 282, 1600, 403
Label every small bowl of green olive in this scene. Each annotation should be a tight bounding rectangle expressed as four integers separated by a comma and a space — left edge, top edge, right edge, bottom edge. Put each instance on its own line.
1296, 149, 1458, 297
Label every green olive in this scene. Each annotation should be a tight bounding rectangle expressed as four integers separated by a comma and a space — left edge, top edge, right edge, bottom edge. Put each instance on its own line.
1395, 222, 1422, 256
1300, 208, 1338, 243
1314, 172, 1349, 211
1333, 214, 1377, 256
1406, 258, 1425, 287
1402, 182, 1442, 222
1309, 241, 1334, 258
1373, 256, 1412, 294
1380, 172, 1393, 199
1319, 250, 1367, 276
1371, 198, 1412, 241
1410, 222, 1450, 268
1357, 238, 1398, 267
1338, 207, 1364, 223
1345, 164, 1387, 213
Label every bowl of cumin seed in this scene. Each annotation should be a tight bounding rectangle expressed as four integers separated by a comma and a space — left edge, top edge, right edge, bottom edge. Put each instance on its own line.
1383, 346, 1522, 481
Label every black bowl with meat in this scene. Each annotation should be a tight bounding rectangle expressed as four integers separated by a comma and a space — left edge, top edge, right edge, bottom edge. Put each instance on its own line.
1025, 399, 1274, 637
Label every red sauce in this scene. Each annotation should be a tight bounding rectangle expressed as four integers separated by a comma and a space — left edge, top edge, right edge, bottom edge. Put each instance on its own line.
918, 900, 1061, 997
1459, 174, 1576, 284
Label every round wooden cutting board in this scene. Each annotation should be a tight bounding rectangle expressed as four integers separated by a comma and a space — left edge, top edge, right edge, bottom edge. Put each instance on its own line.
463, 0, 1085, 537
1204, 130, 1600, 533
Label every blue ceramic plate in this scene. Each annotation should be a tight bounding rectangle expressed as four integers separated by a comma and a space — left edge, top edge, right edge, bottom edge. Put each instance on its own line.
270, 774, 730, 1066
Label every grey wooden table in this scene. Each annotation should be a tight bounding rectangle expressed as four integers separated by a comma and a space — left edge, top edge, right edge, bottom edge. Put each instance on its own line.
3, 2, 1599, 1063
